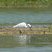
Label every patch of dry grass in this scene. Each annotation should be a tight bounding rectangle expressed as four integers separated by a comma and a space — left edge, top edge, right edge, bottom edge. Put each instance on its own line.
0, 27, 52, 35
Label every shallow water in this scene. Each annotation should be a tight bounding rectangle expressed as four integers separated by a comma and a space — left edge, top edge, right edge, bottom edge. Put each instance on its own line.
0, 47, 52, 52
0, 9, 52, 52
0, 9, 52, 24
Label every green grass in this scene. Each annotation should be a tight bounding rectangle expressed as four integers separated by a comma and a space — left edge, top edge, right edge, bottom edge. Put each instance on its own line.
27, 43, 49, 47
0, 0, 52, 8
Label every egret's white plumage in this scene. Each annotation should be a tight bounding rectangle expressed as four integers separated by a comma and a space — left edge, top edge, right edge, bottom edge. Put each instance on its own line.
13, 22, 32, 28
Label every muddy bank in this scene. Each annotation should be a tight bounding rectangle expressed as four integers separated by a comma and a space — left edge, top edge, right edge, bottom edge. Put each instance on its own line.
0, 27, 52, 35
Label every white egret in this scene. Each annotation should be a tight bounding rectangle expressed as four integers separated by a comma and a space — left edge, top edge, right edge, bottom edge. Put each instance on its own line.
13, 22, 32, 34
13, 22, 32, 28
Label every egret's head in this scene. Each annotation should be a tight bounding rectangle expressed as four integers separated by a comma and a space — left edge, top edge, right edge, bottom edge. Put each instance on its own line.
27, 24, 32, 28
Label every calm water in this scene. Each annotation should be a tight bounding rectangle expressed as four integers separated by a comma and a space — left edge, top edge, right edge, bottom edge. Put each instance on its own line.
0, 47, 52, 52
0, 9, 52, 24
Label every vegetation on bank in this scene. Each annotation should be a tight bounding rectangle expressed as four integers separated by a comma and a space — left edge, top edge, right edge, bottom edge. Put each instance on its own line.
0, 26, 52, 35
0, 24, 52, 35
0, 0, 52, 8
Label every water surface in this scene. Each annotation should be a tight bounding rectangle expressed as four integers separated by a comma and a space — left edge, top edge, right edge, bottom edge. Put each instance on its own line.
0, 47, 52, 52
0, 9, 52, 24
0, 9, 52, 52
